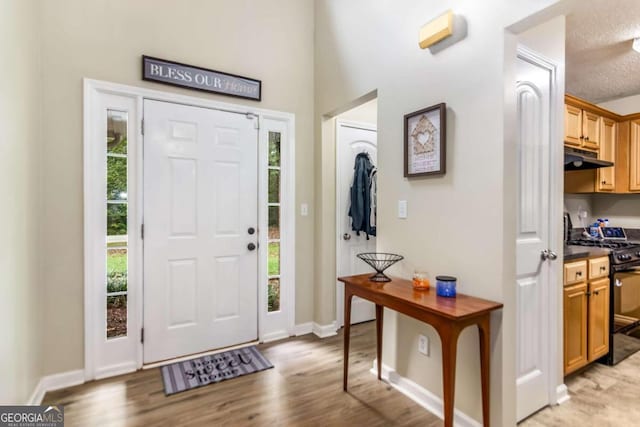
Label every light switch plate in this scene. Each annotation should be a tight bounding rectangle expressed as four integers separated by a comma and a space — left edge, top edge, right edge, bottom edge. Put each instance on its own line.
300, 203, 308, 216
398, 200, 408, 219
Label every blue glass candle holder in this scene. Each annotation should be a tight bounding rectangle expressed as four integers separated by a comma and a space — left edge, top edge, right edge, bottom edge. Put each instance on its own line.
436, 276, 457, 297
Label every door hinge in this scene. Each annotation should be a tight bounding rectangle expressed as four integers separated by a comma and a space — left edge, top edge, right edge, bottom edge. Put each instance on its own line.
141, 119, 144, 136
141, 328, 144, 343
141, 224, 144, 239
246, 113, 259, 129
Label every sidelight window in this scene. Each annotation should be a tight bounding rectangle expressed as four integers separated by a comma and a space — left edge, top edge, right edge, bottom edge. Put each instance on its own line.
267, 131, 281, 312
106, 110, 128, 338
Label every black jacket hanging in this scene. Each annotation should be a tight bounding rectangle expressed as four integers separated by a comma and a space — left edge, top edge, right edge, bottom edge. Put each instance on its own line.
348, 152, 375, 239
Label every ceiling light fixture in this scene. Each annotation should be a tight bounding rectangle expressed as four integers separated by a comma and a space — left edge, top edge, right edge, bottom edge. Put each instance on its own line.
633, 38, 640, 53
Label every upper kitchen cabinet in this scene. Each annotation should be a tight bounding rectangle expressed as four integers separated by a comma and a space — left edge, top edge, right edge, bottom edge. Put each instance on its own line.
629, 120, 640, 192
597, 117, 616, 192
565, 104, 584, 147
563, 96, 604, 151
582, 111, 601, 151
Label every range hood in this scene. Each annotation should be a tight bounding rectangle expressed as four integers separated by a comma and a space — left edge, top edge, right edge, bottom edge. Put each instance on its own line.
564, 147, 614, 171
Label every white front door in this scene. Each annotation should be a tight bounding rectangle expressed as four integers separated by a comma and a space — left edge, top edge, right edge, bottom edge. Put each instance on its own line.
143, 99, 258, 364
336, 121, 377, 328
515, 52, 554, 420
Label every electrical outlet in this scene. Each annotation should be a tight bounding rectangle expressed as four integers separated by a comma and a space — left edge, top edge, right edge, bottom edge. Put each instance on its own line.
300, 203, 308, 216
418, 334, 429, 356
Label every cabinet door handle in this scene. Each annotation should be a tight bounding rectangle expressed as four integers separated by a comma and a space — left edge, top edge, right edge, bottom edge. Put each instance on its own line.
586, 291, 592, 296
602, 180, 606, 185
585, 136, 590, 141
600, 266, 606, 271
594, 290, 600, 296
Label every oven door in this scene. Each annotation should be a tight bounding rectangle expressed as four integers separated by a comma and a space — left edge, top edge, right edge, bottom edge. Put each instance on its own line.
614, 270, 640, 331
612, 269, 640, 364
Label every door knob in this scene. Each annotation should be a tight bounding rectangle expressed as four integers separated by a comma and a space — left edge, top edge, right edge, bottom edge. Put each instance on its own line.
247, 243, 257, 251
343, 233, 351, 241
248, 227, 256, 235
540, 249, 558, 261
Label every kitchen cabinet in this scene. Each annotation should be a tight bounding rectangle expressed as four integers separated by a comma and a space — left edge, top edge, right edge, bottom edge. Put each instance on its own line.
596, 118, 616, 192
629, 120, 640, 191
582, 111, 601, 151
588, 278, 610, 361
563, 256, 610, 375
564, 282, 588, 375
563, 103, 601, 151
564, 104, 583, 147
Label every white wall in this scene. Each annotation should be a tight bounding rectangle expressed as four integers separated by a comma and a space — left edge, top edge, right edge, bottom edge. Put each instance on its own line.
38, 0, 315, 376
0, 0, 43, 404
338, 99, 378, 126
314, 1, 563, 425
599, 93, 640, 115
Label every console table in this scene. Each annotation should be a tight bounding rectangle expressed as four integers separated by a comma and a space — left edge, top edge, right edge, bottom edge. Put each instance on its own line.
338, 274, 503, 427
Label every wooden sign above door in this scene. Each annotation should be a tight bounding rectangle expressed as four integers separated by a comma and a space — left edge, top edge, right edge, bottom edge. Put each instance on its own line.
142, 56, 262, 101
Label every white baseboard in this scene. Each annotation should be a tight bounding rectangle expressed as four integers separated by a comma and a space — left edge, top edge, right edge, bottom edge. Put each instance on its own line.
312, 321, 338, 338
294, 322, 313, 336
28, 370, 85, 405
556, 383, 570, 405
261, 330, 291, 343
371, 361, 481, 427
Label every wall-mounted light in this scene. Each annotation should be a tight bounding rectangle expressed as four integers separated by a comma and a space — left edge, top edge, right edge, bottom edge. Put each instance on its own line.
419, 10, 454, 49
633, 37, 640, 53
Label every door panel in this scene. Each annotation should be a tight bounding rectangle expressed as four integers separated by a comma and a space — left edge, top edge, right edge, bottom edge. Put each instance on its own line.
582, 111, 601, 150
564, 283, 588, 374
515, 54, 553, 421
597, 118, 616, 191
143, 100, 258, 363
588, 278, 610, 361
564, 104, 582, 146
336, 122, 377, 327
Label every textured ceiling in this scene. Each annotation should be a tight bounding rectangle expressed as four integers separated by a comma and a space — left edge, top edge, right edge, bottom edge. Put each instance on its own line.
566, 0, 640, 103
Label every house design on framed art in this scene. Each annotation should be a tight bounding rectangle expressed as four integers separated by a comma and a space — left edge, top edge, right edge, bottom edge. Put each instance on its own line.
404, 103, 446, 177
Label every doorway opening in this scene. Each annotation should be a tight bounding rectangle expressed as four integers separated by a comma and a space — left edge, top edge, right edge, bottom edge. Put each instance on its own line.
334, 98, 378, 328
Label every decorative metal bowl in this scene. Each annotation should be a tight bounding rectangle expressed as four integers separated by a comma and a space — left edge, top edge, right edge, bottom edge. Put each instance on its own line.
357, 253, 404, 282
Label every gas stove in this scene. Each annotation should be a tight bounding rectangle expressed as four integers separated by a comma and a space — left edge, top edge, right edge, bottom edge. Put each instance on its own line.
566, 239, 640, 269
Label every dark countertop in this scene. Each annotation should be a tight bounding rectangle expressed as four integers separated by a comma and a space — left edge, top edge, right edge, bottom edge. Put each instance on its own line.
564, 245, 611, 261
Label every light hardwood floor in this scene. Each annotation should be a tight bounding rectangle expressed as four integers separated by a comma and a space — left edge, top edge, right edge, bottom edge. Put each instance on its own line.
44, 322, 440, 426
522, 350, 640, 426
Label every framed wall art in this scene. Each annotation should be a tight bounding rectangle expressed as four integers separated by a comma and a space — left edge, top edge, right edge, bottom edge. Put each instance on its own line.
404, 103, 446, 177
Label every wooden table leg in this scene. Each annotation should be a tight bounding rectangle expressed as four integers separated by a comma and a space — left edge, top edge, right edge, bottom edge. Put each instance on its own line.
343, 289, 353, 391
439, 325, 461, 427
375, 304, 383, 380
478, 315, 491, 427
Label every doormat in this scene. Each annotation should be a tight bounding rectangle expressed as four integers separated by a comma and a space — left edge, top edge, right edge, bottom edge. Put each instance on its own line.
161, 346, 273, 395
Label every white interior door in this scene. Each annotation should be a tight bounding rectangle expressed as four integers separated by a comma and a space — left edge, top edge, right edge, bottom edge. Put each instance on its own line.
143, 99, 258, 364
336, 121, 377, 328
515, 52, 554, 420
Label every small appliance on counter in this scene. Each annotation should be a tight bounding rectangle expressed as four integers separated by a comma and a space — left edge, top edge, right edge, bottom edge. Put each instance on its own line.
563, 212, 573, 243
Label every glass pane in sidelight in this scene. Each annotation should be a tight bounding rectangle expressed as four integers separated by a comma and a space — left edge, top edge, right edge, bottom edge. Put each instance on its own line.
107, 295, 127, 338
268, 131, 281, 167
107, 156, 127, 201
107, 249, 127, 293
268, 242, 280, 276
107, 203, 127, 236
268, 206, 280, 239
268, 278, 280, 312
107, 110, 128, 154
268, 169, 280, 203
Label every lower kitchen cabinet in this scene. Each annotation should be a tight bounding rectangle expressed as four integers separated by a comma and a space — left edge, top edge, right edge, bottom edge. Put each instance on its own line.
564, 282, 588, 375
588, 278, 610, 361
563, 257, 610, 376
